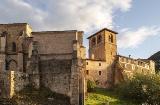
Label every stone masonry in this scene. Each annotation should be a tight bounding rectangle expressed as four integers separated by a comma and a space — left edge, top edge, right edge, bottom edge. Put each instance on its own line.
0, 23, 155, 105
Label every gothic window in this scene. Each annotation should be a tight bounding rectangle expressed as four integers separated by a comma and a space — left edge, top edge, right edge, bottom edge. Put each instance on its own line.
91, 38, 96, 47
8, 60, 17, 71
97, 35, 102, 44
12, 42, 16, 52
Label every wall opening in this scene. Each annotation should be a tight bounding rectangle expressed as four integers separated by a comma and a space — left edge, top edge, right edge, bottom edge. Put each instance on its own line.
91, 38, 96, 47
12, 42, 16, 52
97, 35, 102, 44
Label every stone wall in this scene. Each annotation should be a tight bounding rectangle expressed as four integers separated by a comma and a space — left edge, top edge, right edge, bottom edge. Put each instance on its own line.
86, 60, 108, 88
40, 59, 72, 95
0, 71, 11, 98
118, 55, 154, 76
32, 31, 78, 54
88, 31, 105, 60
0, 71, 29, 98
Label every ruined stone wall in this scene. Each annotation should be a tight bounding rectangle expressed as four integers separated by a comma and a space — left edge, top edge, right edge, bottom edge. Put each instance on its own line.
86, 60, 108, 88
0, 71, 11, 98
32, 31, 77, 54
0, 71, 29, 98
0, 23, 33, 72
0, 23, 32, 54
40, 59, 72, 95
11, 71, 29, 93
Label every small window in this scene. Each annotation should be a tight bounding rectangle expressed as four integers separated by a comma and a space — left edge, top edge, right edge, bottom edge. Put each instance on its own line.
111, 35, 113, 43
12, 42, 16, 52
109, 35, 113, 43
91, 38, 96, 47
97, 35, 102, 43
86, 62, 88, 65
141, 69, 144, 73
86, 70, 89, 75
132, 65, 135, 70
99, 63, 101, 66
99, 71, 101, 75
125, 64, 127, 68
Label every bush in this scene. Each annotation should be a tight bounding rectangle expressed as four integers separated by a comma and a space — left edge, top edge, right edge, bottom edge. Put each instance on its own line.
115, 73, 160, 104
87, 79, 96, 92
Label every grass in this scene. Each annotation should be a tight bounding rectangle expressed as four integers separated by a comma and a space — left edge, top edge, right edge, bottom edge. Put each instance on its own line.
11, 84, 70, 105
85, 88, 135, 105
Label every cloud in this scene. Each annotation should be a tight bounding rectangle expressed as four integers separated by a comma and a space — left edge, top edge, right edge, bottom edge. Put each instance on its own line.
117, 26, 160, 48
0, 0, 132, 32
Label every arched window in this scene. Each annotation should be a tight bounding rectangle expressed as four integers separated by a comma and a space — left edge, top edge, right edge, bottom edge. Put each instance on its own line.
12, 42, 16, 52
91, 38, 96, 47
8, 60, 17, 71
97, 35, 102, 44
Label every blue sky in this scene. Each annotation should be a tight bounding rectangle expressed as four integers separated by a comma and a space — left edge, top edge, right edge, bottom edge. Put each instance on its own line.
0, 0, 160, 59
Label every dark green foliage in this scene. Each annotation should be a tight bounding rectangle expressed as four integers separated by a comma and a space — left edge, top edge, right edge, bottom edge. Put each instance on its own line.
87, 79, 96, 92
115, 73, 160, 104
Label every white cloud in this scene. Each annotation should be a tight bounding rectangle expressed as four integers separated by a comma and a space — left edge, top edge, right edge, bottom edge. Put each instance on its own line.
0, 0, 132, 32
118, 26, 160, 48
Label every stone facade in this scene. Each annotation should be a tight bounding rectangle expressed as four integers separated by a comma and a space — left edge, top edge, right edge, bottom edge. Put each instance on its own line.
0, 71, 29, 98
86, 28, 118, 89
85, 28, 155, 89
0, 23, 85, 105
114, 55, 155, 84
0, 23, 155, 105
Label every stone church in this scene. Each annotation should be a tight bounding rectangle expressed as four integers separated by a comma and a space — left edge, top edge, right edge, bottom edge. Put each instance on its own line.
0, 23, 155, 105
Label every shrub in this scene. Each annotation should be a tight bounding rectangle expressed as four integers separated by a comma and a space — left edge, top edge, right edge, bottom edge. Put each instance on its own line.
87, 79, 96, 92
115, 73, 160, 104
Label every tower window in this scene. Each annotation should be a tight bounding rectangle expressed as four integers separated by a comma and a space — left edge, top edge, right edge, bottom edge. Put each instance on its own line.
86, 70, 89, 75
109, 35, 113, 43
111, 35, 113, 43
91, 38, 96, 47
99, 71, 101, 75
99, 63, 101, 66
12, 42, 16, 52
97, 35, 102, 44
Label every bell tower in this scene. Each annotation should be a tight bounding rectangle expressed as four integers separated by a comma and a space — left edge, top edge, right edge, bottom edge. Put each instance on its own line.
88, 28, 118, 62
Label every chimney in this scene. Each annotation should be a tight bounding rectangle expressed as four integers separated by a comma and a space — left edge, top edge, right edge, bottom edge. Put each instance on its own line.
129, 55, 131, 58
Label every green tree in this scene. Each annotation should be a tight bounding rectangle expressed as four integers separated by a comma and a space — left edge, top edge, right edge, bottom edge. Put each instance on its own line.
115, 73, 160, 104
87, 79, 96, 92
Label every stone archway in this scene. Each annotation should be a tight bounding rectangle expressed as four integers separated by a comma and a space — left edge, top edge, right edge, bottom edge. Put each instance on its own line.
8, 60, 17, 71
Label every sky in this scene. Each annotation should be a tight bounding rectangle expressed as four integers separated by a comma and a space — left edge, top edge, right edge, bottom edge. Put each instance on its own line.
0, 0, 160, 59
